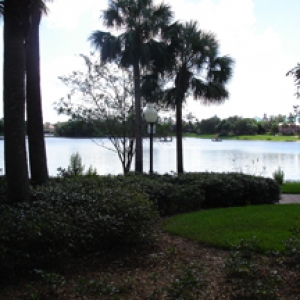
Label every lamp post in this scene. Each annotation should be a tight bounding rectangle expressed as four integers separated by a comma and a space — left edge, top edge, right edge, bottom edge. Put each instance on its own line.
143, 103, 158, 174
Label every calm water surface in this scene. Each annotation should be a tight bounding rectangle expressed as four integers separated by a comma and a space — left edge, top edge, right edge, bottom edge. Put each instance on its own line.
0, 137, 300, 180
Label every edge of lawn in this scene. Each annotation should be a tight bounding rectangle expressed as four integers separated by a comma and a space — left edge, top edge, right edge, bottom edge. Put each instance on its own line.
162, 204, 300, 253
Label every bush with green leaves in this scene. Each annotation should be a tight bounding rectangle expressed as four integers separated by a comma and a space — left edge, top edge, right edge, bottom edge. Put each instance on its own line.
57, 152, 97, 177
167, 262, 206, 299
0, 177, 158, 277
225, 237, 281, 299
171, 172, 280, 208
283, 226, 300, 267
100, 172, 280, 214
113, 174, 205, 216
273, 167, 284, 185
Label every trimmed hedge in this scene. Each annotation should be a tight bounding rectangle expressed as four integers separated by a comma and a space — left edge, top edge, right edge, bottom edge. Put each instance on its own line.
0, 172, 280, 279
169, 172, 281, 208
0, 177, 158, 277
113, 174, 205, 216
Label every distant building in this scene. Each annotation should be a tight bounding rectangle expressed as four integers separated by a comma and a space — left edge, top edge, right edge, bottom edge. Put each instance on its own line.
43, 122, 55, 134
262, 113, 268, 122
278, 117, 300, 134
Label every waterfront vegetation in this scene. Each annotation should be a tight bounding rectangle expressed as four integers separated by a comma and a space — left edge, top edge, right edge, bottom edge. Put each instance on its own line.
185, 132, 300, 141
2, 172, 300, 298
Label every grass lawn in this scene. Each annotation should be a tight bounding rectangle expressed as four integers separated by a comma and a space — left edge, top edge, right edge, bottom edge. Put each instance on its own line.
162, 204, 300, 252
282, 181, 300, 194
184, 133, 300, 142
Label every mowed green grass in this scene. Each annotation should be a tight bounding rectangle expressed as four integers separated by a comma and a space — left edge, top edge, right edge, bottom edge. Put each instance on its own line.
282, 181, 300, 194
162, 204, 300, 252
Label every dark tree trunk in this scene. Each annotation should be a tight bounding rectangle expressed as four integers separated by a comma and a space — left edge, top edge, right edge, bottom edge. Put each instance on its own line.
176, 99, 184, 174
26, 2, 49, 185
3, 0, 30, 202
133, 62, 143, 173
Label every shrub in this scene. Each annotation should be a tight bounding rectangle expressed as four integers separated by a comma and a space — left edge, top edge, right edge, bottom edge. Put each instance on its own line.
283, 226, 300, 267
117, 172, 279, 212
57, 152, 97, 177
225, 237, 281, 299
115, 174, 205, 216
172, 172, 280, 208
273, 167, 284, 185
0, 177, 158, 277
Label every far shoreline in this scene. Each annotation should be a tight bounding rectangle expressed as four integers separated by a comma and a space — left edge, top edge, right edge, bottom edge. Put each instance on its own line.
183, 133, 300, 142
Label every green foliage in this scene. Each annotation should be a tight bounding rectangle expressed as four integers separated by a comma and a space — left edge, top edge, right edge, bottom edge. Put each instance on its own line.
283, 226, 300, 267
0, 172, 282, 280
55, 119, 102, 137
57, 152, 97, 177
119, 174, 205, 216
172, 172, 280, 208
74, 274, 123, 297
25, 270, 128, 299
0, 177, 158, 278
167, 263, 206, 299
273, 167, 284, 185
225, 238, 281, 299
112, 172, 279, 214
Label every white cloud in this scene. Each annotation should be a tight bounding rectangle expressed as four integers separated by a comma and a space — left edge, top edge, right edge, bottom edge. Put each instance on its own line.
170, 0, 298, 120
45, 0, 105, 30
40, 54, 88, 122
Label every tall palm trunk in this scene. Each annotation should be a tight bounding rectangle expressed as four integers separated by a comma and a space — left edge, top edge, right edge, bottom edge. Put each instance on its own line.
176, 99, 183, 173
3, 0, 30, 202
26, 2, 49, 185
133, 62, 143, 173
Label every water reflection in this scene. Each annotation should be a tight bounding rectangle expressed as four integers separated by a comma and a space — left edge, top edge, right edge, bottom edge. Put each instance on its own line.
0, 137, 299, 180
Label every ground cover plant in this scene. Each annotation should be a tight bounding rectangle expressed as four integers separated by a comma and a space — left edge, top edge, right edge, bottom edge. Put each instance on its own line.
162, 204, 300, 252
1, 223, 300, 299
0, 177, 159, 279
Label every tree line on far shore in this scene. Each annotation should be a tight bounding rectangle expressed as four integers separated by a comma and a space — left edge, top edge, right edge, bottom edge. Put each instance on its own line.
53, 113, 295, 138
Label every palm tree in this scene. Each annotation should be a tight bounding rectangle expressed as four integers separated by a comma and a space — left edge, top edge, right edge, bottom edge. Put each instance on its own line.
89, 0, 173, 173
164, 21, 234, 173
3, 0, 30, 202
25, 0, 51, 185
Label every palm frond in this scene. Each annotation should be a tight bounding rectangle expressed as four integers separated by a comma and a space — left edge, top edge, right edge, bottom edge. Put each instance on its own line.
163, 86, 189, 108
89, 31, 122, 63
39, 0, 53, 16
141, 74, 164, 103
102, 0, 123, 28
208, 55, 234, 84
192, 78, 228, 104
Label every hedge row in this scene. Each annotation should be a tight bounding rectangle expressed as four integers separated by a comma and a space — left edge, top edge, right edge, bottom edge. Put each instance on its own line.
163, 172, 281, 208
0, 173, 280, 278
0, 178, 158, 278
112, 172, 280, 211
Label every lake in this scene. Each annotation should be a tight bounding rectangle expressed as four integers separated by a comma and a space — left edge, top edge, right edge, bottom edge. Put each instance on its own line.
0, 137, 300, 180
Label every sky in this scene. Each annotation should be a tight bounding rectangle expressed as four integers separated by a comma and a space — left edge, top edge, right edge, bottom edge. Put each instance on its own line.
0, 0, 300, 123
